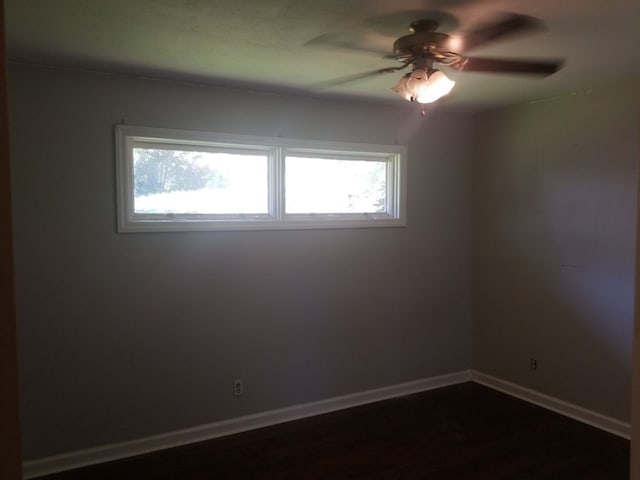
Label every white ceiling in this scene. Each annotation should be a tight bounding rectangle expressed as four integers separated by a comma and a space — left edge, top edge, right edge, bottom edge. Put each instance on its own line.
6, 0, 640, 110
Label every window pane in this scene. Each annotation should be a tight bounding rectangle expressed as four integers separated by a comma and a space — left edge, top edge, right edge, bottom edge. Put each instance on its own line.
116, 125, 405, 231
133, 148, 268, 214
285, 156, 387, 214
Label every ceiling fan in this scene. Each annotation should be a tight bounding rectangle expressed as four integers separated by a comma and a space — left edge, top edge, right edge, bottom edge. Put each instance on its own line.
312, 13, 563, 105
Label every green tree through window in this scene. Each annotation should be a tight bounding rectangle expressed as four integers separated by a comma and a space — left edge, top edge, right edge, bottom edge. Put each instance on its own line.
133, 149, 228, 196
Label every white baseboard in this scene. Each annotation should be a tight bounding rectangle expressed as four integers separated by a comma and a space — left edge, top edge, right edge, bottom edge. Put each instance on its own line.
471, 370, 630, 439
24, 370, 629, 478
23, 370, 471, 479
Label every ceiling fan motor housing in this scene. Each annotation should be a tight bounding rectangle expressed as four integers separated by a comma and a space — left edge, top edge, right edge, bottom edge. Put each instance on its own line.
393, 30, 452, 57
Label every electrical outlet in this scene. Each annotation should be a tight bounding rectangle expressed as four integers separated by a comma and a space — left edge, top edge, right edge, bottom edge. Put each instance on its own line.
530, 358, 538, 371
233, 378, 244, 396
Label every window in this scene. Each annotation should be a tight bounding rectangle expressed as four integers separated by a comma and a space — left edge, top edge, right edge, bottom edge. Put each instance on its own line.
115, 125, 406, 232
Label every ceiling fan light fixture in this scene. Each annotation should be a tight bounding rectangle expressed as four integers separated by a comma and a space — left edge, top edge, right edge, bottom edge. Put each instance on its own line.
392, 68, 455, 104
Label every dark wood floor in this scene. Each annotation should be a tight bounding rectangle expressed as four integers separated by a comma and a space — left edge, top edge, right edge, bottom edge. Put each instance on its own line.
37, 382, 629, 479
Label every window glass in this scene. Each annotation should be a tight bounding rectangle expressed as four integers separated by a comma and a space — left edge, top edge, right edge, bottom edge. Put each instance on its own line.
285, 156, 387, 214
115, 125, 406, 232
133, 148, 268, 214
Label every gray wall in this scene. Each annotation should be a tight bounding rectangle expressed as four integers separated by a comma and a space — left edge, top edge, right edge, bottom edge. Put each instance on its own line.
9, 64, 472, 460
473, 79, 640, 421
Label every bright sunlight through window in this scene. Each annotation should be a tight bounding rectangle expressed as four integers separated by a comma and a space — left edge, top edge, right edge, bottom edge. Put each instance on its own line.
133, 149, 269, 215
116, 125, 406, 232
285, 156, 387, 214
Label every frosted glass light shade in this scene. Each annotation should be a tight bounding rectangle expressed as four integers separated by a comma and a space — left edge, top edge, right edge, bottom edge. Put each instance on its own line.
392, 68, 455, 104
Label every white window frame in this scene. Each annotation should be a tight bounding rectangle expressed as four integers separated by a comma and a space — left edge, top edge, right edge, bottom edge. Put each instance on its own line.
115, 125, 407, 232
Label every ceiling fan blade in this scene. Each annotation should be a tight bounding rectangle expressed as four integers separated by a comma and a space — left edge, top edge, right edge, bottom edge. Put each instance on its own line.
461, 13, 544, 53
313, 66, 405, 90
462, 57, 563, 76
305, 33, 391, 57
